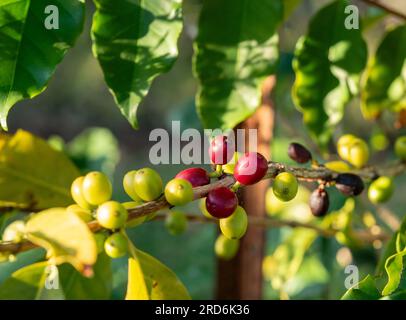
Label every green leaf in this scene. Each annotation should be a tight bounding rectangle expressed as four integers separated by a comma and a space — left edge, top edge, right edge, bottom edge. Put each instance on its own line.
292, 0, 367, 148
361, 25, 406, 119
0, 0, 85, 130
58, 253, 112, 300
91, 0, 183, 129
26, 208, 97, 273
381, 290, 406, 300
341, 275, 381, 300
194, 0, 283, 130
382, 249, 406, 296
126, 242, 190, 300
0, 262, 48, 299
0, 130, 79, 210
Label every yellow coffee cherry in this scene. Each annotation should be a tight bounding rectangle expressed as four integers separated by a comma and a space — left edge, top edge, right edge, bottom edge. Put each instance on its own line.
71, 176, 93, 210
67, 204, 93, 222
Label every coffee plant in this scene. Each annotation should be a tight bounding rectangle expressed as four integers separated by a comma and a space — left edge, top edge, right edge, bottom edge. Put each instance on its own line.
0, 0, 406, 300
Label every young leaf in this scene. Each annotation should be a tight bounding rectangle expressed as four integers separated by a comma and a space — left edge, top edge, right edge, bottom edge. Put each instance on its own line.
0, 130, 79, 210
26, 208, 97, 273
292, 0, 367, 148
341, 275, 381, 300
91, 0, 183, 129
361, 25, 406, 119
126, 241, 190, 300
194, 0, 283, 130
382, 249, 406, 296
0, 0, 85, 130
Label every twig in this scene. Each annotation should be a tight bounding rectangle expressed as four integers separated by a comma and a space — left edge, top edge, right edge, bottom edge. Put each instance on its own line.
359, 0, 406, 20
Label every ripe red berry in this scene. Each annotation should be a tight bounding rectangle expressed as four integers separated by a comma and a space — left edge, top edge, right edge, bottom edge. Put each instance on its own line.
288, 143, 312, 164
335, 173, 364, 196
175, 167, 210, 187
309, 188, 329, 217
234, 152, 268, 185
209, 135, 235, 165
206, 187, 238, 219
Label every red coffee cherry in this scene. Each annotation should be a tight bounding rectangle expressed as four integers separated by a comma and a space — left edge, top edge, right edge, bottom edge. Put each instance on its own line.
175, 167, 210, 187
288, 143, 312, 164
309, 188, 330, 217
234, 152, 268, 185
206, 187, 238, 219
209, 135, 235, 165
335, 173, 364, 196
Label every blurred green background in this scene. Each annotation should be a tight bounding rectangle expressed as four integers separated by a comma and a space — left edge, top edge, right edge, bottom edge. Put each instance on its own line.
2, 0, 406, 299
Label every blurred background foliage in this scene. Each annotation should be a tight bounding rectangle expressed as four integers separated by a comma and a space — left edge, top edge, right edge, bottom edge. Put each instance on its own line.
1, 0, 406, 299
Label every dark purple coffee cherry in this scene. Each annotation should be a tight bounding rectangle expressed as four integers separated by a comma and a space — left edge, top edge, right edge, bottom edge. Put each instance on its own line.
309, 188, 330, 217
335, 173, 364, 196
288, 143, 312, 164
206, 187, 238, 219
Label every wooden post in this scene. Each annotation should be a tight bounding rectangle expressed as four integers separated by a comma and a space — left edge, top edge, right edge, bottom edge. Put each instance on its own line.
216, 76, 276, 299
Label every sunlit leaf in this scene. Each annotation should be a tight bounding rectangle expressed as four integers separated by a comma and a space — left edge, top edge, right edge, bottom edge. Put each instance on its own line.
341, 275, 381, 300
382, 249, 406, 296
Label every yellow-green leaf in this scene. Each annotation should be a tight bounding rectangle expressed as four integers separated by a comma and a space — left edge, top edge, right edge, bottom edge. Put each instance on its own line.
0, 130, 79, 210
126, 244, 190, 300
26, 208, 97, 273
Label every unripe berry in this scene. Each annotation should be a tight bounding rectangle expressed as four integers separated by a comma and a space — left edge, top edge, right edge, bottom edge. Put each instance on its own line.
123, 170, 142, 201
215, 235, 239, 260
234, 152, 268, 185
206, 187, 238, 219
209, 135, 235, 165
219, 206, 248, 240
2, 221, 26, 243
175, 168, 210, 187
71, 176, 93, 210
309, 189, 330, 217
164, 178, 194, 206
165, 211, 188, 235
104, 232, 128, 258
122, 201, 146, 228
337, 134, 357, 160
67, 204, 93, 222
133, 168, 163, 201
94, 231, 108, 254
395, 136, 406, 161
82, 171, 112, 206
288, 143, 312, 164
368, 176, 394, 204
335, 173, 364, 196
272, 172, 298, 202
222, 152, 241, 175
347, 139, 369, 168
324, 161, 351, 173
96, 201, 128, 230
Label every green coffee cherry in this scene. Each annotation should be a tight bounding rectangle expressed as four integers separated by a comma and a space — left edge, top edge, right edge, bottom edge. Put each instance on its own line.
96, 201, 128, 230
94, 231, 108, 254
214, 235, 239, 260
71, 176, 93, 210
2, 221, 26, 243
337, 135, 369, 168
395, 136, 406, 161
104, 232, 128, 258
133, 168, 163, 201
67, 204, 93, 222
82, 171, 113, 206
272, 172, 298, 202
337, 134, 357, 160
222, 152, 241, 174
324, 161, 351, 173
123, 170, 142, 201
164, 178, 194, 206
219, 206, 248, 240
165, 211, 187, 236
122, 201, 146, 228
368, 176, 394, 204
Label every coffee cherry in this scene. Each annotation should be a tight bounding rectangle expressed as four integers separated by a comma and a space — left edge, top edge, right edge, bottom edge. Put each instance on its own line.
209, 135, 235, 165
96, 201, 128, 230
67, 204, 93, 222
165, 211, 187, 235
206, 187, 238, 219
104, 232, 128, 258
273, 172, 298, 202
165, 178, 194, 206
347, 139, 369, 168
2, 221, 26, 243
133, 168, 163, 201
309, 189, 330, 217
222, 152, 241, 174
82, 172, 112, 206
219, 206, 248, 240
123, 170, 142, 201
324, 161, 351, 173
215, 234, 239, 260
234, 152, 268, 185
335, 173, 364, 196
395, 136, 406, 161
122, 201, 146, 228
288, 143, 312, 164
94, 231, 108, 254
337, 134, 357, 160
71, 176, 93, 210
199, 198, 214, 219
368, 176, 394, 204
175, 167, 209, 187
